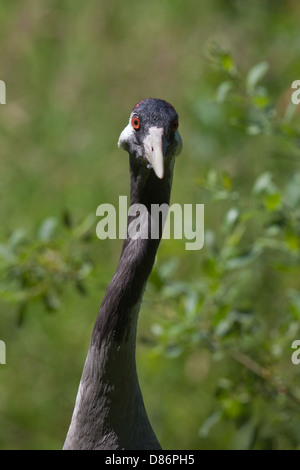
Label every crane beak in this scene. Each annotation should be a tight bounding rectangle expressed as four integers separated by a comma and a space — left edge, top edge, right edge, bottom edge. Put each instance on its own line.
143, 127, 166, 179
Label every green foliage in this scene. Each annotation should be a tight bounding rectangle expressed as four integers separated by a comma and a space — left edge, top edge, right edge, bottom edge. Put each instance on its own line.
149, 50, 300, 449
0, 214, 95, 323
1, 0, 300, 451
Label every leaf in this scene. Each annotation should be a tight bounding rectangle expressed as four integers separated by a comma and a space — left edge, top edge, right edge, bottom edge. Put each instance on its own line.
233, 421, 257, 450
264, 193, 282, 212
8, 229, 27, 250
221, 53, 237, 76
285, 229, 299, 252
284, 173, 300, 209
199, 411, 222, 437
223, 208, 239, 233
165, 344, 182, 358
203, 230, 216, 251
78, 261, 93, 280
246, 124, 262, 135
225, 249, 261, 270
214, 317, 233, 337
246, 61, 269, 93
73, 213, 96, 239
163, 281, 188, 298
252, 172, 274, 195
0, 243, 15, 262
252, 93, 270, 109
225, 224, 246, 248
38, 217, 58, 241
222, 172, 232, 190
151, 323, 164, 337
157, 258, 179, 280
222, 397, 246, 419
207, 169, 218, 187
184, 290, 199, 315
216, 81, 233, 103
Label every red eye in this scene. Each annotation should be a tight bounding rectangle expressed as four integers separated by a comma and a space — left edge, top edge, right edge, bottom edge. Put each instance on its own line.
131, 115, 140, 130
171, 119, 179, 132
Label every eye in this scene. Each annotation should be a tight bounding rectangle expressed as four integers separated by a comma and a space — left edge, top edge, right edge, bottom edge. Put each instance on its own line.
171, 119, 179, 132
131, 115, 140, 130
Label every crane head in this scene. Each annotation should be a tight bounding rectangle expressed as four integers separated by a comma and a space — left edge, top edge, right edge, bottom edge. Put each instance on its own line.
118, 98, 182, 179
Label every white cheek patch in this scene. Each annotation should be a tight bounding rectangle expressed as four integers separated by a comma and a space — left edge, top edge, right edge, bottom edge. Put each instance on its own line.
118, 118, 135, 149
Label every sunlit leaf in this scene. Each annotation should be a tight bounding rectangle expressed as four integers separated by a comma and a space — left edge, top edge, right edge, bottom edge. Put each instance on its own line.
199, 411, 222, 437
252, 172, 274, 195
264, 193, 282, 211
246, 61, 269, 93
38, 217, 58, 241
223, 208, 239, 232
216, 81, 233, 103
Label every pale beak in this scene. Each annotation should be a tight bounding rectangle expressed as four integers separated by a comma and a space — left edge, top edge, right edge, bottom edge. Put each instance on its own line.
143, 127, 166, 179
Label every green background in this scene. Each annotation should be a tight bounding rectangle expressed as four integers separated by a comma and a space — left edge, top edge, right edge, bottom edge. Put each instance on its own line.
0, 0, 300, 449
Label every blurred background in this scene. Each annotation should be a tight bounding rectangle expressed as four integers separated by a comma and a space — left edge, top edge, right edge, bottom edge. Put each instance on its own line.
1, 0, 300, 449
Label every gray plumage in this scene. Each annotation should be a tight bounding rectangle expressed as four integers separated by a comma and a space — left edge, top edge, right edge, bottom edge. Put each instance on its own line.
63, 98, 182, 450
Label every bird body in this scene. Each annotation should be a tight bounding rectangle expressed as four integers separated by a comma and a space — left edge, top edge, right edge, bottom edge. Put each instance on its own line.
63, 99, 182, 450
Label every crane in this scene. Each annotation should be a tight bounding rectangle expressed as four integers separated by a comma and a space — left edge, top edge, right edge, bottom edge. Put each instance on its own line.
63, 98, 182, 450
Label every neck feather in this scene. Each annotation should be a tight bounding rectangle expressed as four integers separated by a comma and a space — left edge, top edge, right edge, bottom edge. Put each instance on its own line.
92, 155, 174, 345
63, 156, 174, 450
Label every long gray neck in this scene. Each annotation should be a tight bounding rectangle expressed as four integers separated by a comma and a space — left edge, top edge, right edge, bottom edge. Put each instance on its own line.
63, 156, 174, 450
